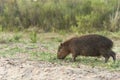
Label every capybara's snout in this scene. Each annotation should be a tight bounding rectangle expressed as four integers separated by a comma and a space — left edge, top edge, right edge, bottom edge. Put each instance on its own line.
57, 53, 65, 59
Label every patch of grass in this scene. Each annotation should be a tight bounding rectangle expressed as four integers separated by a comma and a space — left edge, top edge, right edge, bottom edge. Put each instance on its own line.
50, 37, 63, 42
30, 52, 57, 62
58, 30, 67, 35
10, 33, 22, 42
76, 57, 119, 71
0, 32, 22, 43
110, 31, 120, 39
29, 51, 120, 71
29, 31, 37, 43
0, 37, 10, 43
63, 56, 120, 71
13, 33, 22, 42
105, 61, 120, 71
0, 31, 119, 71
0, 46, 22, 57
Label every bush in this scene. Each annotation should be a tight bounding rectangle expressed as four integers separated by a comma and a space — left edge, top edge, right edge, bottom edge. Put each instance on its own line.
0, 0, 119, 33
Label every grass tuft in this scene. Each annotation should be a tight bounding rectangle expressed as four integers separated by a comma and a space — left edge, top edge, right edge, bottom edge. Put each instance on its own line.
30, 31, 37, 43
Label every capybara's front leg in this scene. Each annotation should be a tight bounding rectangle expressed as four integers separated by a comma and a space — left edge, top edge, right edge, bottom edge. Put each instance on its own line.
72, 54, 77, 62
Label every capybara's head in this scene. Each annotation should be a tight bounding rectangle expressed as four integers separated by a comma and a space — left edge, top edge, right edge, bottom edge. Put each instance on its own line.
57, 43, 70, 59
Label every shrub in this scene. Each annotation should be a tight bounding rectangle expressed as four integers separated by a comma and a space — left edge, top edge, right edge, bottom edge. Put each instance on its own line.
0, 0, 119, 33
30, 31, 37, 43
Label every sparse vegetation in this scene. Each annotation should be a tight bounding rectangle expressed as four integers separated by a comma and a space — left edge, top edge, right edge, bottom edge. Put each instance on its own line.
0, 0, 119, 79
29, 31, 37, 43
12, 33, 22, 42
0, 32, 119, 71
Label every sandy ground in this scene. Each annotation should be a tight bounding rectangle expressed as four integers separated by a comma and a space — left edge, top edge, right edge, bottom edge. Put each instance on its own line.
0, 39, 119, 80
0, 57, 119, 80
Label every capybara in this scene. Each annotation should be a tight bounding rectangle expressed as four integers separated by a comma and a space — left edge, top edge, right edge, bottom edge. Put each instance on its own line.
57, 34, 116, 63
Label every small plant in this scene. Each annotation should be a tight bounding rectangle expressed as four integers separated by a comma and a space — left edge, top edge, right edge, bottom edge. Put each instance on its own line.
58, 30, 66, 35
51, 37, 63, 42
0, 25, 3, 32
30, 31, 37, 43
0, 33, 22, 43
106, 61, 120, 71
30, 52, 57, 62
13, 33, 22, 42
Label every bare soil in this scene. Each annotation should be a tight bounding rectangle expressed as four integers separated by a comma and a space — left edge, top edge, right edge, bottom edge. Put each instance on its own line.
0, 37, 119, 80
0, 56, 119, 80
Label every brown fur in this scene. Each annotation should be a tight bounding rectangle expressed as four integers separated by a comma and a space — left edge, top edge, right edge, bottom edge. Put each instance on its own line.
57, 34, 116, 63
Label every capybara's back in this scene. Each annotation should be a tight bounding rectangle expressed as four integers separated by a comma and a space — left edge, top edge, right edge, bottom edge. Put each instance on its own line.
57, 34, 116, 63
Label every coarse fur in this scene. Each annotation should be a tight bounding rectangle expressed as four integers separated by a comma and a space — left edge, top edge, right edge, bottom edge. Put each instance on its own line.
57, 34, 116, 63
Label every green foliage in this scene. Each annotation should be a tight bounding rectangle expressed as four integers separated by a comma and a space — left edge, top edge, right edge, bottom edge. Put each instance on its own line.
71, 12, 99, 33
12, 33, 22, 42
31, 52, 57, 62
106, 61, 120, 70
0, 0, 119, 32
30, 31, 37, 43
0, 25, 3, 32
30, 52, 120, 71
0, 33, 22, 43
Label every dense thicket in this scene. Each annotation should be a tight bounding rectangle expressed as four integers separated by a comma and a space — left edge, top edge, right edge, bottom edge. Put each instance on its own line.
0, 0, 119, 32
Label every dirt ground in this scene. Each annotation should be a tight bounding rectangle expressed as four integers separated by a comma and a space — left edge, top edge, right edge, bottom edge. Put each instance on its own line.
0, 56, 119, 80
0, 35, 120, 80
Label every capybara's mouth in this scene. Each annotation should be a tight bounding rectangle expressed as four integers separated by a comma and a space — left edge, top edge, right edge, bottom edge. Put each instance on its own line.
57, 56, 65, 59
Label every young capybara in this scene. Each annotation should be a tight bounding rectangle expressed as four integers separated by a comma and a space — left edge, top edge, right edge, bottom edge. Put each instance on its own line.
57, 34, 116, 63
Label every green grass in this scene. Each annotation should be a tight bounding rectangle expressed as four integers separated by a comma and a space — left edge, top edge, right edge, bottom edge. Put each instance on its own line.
30, 52, 120, 71
29, 31, 37, 43
0, 31, 119, 71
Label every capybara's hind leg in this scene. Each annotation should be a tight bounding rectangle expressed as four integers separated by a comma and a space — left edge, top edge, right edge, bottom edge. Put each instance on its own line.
109, 51, 116, 62
100, 50, 110, 63
103, 55, 110, 63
